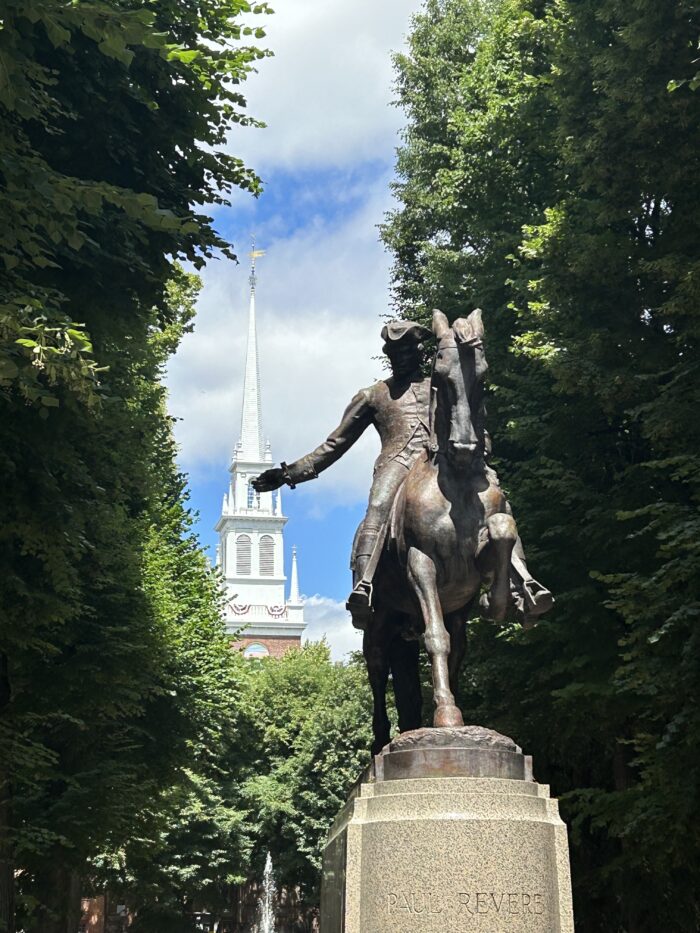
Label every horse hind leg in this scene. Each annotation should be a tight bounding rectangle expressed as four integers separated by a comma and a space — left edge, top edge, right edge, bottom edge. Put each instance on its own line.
480, 513, 517, 622
445, 607, 470, 705
407, 547, 464, 729
388, 627, 423, 734
363, 614, 392, 756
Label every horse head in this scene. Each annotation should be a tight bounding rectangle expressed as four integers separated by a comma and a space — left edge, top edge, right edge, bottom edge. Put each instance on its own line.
431, 308, 488, 467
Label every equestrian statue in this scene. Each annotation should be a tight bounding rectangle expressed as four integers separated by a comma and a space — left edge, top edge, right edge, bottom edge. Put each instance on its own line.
253, 310, 553, 753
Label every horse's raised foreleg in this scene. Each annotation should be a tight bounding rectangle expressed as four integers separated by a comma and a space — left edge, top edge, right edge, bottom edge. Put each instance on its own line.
479, 513, 518, 621
363, 613, 392, 755
407, 547, 464, 729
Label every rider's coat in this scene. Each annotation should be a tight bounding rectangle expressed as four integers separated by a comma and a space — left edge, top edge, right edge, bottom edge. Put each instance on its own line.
285, 375, 432, 562
285, 375, 431, 484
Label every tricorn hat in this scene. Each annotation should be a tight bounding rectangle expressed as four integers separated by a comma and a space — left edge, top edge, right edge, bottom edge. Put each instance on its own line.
381, 320, 432, 345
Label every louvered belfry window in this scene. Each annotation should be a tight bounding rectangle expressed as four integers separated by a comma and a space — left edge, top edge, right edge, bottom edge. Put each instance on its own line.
236, 534, 252, 575
259, 535, 274, 576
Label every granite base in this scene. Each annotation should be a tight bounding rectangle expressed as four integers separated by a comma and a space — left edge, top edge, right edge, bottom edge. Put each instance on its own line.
320, 726, 574, 933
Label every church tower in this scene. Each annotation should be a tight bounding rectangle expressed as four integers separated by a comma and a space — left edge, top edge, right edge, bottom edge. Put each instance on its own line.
215, 250, 306, 658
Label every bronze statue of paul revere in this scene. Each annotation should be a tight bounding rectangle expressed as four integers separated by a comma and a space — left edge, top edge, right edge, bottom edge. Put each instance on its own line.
253, 312, 553, 753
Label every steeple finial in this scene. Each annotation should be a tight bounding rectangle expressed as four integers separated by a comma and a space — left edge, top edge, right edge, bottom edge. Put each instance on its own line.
289, 545, 301, 604
249, 236, 266, 294
237, 243, 266, 462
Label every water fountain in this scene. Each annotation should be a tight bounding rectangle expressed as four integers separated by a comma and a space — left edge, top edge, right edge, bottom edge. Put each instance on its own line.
254, 852, 276, 933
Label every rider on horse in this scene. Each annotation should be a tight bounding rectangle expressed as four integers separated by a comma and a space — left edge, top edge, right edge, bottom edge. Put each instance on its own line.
252, 320, 551, 630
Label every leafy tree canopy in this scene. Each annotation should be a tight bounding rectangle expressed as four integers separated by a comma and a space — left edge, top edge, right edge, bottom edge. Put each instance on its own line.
384, 0, 700, 928
0, 0, 270, 927
0, 0, 270, 408
241, 644, 373, 897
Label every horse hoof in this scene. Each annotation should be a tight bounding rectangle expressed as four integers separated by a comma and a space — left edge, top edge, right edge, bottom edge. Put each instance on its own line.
372, 719, 391, 756
434, 706, 464, 728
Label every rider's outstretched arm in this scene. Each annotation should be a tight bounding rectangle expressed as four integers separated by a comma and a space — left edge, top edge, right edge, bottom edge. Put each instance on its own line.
254, 388, 374, 491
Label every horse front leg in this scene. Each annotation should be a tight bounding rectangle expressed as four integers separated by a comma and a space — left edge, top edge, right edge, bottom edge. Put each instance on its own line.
444, 608, 469, 705
407, 547, 463, 729
479, 513, 517, 621
363, 612, 391, 755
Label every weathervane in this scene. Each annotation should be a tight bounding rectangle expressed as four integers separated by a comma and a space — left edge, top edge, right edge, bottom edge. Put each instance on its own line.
249, 235, 266, 292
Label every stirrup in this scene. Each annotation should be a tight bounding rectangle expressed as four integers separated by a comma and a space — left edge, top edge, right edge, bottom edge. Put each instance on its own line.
346, 581, 374, 630
522, 579, 554, 616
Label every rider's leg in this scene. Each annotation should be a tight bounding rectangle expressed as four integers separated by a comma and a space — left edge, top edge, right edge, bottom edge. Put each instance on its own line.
347, 461, 409, 623
487, 496, 553, 618
351, 526, 378, 587
347, 523, 380, 628
510, 534, 554, 616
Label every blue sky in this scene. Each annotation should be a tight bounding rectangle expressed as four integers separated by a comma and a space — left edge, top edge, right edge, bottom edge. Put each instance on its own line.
166, 0, 423, 657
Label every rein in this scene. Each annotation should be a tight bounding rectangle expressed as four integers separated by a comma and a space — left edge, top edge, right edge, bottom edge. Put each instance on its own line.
427, 340, 457, 459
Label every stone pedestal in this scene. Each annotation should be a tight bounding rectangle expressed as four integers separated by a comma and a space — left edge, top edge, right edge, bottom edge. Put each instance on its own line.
320, 726, 574, 932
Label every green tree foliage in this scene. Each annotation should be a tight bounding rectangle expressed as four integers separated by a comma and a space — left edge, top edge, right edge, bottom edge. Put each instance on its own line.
0, 0, 269, 407
90, 330, 255, 927
383, 0, 559, 410
384, 0, 700, 929
87, 641, 371, 928
2, 270, 248, 933
241, 644, 373, 898
0, 0, 270, 925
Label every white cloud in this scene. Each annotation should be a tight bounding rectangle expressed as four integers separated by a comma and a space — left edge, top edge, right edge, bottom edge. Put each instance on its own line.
167, 0, 427, 505
302, 594, 362, 660
167, 178, 392, 506
235, 0, 421, 172
166, 0, 427, 619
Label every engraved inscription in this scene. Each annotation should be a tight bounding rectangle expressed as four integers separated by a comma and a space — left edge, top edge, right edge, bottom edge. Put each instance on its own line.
387, 893, 445, 915
386, 890, 545, 918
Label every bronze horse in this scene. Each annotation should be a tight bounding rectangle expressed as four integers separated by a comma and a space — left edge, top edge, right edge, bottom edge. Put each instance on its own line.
364, 309, 519, 754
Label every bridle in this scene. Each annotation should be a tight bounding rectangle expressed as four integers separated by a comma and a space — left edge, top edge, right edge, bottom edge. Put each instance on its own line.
427, 331, 483, 460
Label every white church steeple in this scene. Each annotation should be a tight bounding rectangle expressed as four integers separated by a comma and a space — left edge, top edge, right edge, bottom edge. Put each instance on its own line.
237, 251, 265, 462
215, 248, 306, 655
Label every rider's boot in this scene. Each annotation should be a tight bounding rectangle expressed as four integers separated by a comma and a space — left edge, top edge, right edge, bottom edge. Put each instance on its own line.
346, 530, 381, 630
347, 581, 373, 627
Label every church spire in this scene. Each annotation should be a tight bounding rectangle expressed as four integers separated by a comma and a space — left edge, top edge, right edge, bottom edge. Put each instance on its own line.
216, 246, 305, 653
289, 545, 301, 604
237, 246, 266, 461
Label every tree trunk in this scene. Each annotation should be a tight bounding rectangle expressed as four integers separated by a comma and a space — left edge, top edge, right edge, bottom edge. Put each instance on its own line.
0, 810, 14, 933
35, 862, 83, 933
0, 653, 15, 933
613, 739, 642, 933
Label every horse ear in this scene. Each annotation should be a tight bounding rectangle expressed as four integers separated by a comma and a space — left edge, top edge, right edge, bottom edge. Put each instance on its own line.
467, 307, 484, 340
432, 309, 451, 339
453, 308, 485, 346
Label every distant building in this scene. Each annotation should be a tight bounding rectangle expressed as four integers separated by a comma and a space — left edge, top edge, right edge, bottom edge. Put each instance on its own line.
215, 251, 306, 657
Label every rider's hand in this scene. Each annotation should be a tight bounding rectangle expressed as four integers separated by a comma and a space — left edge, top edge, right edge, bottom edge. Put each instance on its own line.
252, 467, 286, 492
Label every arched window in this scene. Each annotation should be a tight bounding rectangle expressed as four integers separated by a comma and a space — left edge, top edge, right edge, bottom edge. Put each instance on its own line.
243, 642, 270, 659
259, 534, 274, 576
236, 534, 252, 575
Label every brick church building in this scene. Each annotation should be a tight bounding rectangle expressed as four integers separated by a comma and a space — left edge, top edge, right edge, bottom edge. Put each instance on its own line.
215, 251, 306, 657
